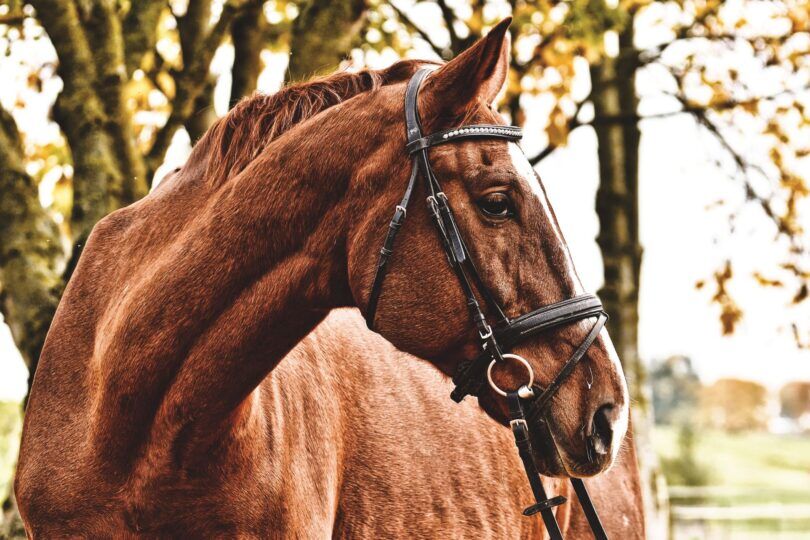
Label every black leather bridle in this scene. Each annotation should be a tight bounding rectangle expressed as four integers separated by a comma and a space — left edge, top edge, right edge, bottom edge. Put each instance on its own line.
365, 68, 610, 539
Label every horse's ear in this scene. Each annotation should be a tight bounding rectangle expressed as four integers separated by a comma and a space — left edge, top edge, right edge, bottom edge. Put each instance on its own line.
420, 17, 511, 122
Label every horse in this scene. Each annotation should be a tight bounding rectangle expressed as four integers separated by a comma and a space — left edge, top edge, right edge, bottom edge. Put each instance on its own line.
16, 18, 641, 537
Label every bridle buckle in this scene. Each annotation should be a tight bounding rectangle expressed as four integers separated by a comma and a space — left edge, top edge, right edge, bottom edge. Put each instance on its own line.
478, 324, 493, 341
509, 418, 528, 430
426, 195, 438, 212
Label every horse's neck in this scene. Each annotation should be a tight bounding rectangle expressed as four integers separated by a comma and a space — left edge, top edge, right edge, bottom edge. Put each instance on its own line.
251, 311, 569, 538
85, 124, 363, 469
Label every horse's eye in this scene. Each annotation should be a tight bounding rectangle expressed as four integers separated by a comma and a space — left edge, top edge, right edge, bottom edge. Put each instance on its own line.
477, 192, 514, 219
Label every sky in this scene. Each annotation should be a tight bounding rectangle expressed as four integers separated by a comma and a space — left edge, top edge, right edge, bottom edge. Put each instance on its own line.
0, 3, 808, 402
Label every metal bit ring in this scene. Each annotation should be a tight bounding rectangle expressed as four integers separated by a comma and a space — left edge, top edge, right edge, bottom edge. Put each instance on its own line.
487, 353, 535, 397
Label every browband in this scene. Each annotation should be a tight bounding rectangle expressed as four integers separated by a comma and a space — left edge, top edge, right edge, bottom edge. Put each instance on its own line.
406, 124, 523, 154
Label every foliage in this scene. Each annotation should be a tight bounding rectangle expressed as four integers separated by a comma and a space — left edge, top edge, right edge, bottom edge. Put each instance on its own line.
0, 2, 368, 521
650, 355, 702, 425
659, 423, 712, 486
0, 0, 368, 375
700, 378, 769, 432
374, 0, 625, 157
657, 0, 810, 343
0, 0, 805, 378
779, 380, 810, 419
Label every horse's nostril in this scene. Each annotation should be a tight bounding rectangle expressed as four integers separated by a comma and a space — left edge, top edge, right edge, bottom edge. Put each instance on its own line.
590, 404, 615, 456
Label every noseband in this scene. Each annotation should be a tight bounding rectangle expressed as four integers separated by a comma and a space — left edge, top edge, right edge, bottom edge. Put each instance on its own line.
365, 68, 609, 539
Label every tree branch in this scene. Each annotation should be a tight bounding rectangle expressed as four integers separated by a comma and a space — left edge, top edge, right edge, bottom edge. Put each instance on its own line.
85, 0, 149, 201
122, 0, 166, 75
694, 111, 792, 238
178, 0, 213, 69
593, 85, 810, 125
389, 1, 445, 59
147, 1, 241, 174
528, 97, 589, 165
0, 14, 26, 25
637, 1, 726, 65
176, 0, 219, 142
435, 0, 461, 54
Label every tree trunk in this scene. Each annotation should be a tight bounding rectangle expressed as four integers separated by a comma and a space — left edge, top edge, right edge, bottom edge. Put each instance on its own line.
230, 1, 266, 104
286, 0, 366, 81
84, 0, 148, 203
590, 21, 669, 537
146, 1, 241, 176
31, 0, 128, 244
185, 78, 218, 145
592, 39, 643, 404
0, 108, 65, 388
122, 0, 165, 76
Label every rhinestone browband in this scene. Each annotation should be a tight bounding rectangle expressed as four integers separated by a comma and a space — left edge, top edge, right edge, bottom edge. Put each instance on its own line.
405, 124, 522, 154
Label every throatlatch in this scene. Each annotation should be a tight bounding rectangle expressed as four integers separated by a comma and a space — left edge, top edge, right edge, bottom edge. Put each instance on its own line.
365, 67, 611, 539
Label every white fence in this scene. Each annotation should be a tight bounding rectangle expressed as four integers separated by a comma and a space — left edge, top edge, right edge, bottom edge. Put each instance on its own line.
668, 486, 810, 540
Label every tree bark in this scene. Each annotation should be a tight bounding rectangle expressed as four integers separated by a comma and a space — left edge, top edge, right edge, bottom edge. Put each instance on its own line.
185, 78, 218, 145
177, 0, 218, 145
0, 108, 65, 386
29, 0, 126, 243
122, 0, 165, 76
178, 0, 214, 70
85, 0, 148, 202
590, 22, 669, 537
286, 0, 366, 82
230, 0, 266, 103
592, 43, 643, 404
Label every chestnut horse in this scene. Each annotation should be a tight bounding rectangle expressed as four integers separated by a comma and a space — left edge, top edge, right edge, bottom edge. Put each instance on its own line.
16, 19, 641, 537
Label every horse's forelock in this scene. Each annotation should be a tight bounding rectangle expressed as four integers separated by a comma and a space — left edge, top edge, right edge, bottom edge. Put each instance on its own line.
194, 59, 431, 186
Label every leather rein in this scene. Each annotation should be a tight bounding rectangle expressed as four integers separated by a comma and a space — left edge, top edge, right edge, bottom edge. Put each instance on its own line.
365, 68, 609, 540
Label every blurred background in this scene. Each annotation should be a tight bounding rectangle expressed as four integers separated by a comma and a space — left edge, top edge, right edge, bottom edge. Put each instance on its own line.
0, 0, 808, 538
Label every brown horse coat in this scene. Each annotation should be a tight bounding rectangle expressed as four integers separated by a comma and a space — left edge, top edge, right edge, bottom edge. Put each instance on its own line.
229, 309, 645, 539
16, 19, 643, 537
23, 306, 644, 537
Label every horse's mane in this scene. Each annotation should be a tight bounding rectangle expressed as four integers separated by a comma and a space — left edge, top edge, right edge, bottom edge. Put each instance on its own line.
199, 59, 430, 186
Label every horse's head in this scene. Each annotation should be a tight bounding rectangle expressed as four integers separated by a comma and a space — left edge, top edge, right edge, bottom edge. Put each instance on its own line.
346, 19, 628, 477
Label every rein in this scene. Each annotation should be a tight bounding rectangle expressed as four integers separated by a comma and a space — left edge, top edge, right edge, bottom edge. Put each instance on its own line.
366, 67, 609, 539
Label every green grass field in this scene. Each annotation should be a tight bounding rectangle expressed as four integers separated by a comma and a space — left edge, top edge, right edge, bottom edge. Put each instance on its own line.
654, 425, 810, 539
654, 425, 810, 498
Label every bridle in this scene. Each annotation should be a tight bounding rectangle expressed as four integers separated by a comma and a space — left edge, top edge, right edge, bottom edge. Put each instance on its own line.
365, 68, 610, 539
